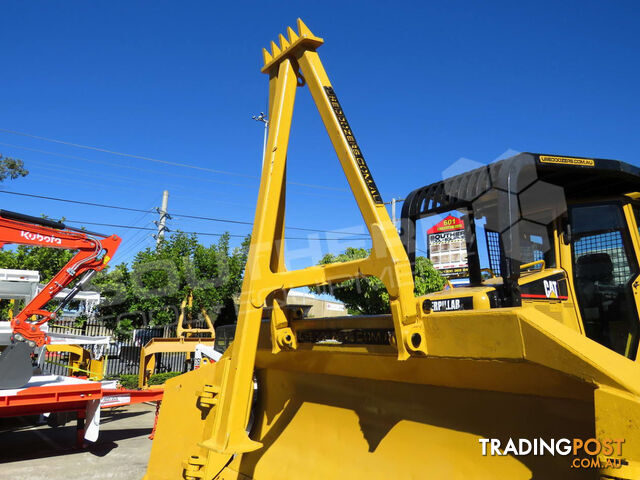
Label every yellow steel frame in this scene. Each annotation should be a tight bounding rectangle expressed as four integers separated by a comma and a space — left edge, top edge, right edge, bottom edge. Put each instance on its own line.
177, 292, 215, 338
46, 344, 105, 380
138, 293, 215, 388
138, 337, 214, 388
200, 18, 426, 456
621, 202, 640, 360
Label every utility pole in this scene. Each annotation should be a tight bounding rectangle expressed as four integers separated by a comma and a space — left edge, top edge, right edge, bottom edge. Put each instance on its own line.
387, 197, 404, 231
391, 198, 397, 226
155, 190, 169, 247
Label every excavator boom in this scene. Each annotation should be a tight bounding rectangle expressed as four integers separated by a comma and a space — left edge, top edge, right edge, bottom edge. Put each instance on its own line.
0, 209, 121, 388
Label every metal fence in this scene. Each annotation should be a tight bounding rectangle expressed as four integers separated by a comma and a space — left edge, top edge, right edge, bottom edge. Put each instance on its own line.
43, 320, 192, 378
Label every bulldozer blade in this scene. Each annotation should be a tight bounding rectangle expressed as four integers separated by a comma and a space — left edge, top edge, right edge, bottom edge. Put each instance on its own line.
0, 342, 34, 389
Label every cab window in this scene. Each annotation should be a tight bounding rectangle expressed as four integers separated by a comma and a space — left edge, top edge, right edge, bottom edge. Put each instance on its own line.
570, 203, 639, 358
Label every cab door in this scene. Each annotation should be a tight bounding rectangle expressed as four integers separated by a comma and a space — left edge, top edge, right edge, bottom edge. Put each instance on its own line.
624, 201, 640, 359
569, 202, 640, 359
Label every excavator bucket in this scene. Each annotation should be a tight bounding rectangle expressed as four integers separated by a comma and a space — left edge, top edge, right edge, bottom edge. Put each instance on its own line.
0, 342, 34, 389
144, 19, 640, 480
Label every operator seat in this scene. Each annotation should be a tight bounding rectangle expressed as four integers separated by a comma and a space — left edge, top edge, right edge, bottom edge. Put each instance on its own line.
576, 253, 614, 285
575, 252, 614, 348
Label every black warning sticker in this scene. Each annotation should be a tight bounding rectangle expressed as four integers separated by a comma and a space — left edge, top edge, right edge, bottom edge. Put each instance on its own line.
297, 328, 393, 345
324, 86, 383, 204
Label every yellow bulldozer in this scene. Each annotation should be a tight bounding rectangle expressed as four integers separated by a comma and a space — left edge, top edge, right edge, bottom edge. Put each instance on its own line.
144, 19, 640, 480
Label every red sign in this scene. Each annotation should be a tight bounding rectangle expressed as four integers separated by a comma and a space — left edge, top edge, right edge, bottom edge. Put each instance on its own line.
427, 215, 464, 234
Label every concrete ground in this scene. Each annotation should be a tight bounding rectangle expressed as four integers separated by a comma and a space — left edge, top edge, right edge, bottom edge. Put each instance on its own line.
0, 402, 157, 480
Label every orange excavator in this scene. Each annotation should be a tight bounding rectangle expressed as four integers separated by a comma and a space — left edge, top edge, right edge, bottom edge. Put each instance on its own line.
0, 209, 121, 388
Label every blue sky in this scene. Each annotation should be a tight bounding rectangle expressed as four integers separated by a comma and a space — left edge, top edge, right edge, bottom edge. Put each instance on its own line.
1, 1, 638, 269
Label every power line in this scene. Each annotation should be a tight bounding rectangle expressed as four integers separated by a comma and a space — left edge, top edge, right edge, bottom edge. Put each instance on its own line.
1, 142, 350, 200
165, 212, 366, 236
0, 189, 150, 213
113, 202, 157, 259
0, 142, 257, 190
0, 141, 351, 200
0, 128, 256, 178
63, 220, 244, 236
63, 219, 370, 242
114, 219, 155, 259
0, 130, 349, 192
119, 227, 155, 258
0, 189, 367, 237
23, 156, 191, 190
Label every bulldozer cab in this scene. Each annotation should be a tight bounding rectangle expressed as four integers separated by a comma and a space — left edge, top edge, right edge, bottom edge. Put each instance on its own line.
401, 153, 640, 360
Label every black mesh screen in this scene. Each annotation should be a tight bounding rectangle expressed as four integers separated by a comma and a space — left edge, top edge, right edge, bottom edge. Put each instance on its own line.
574, 231, 630, 286
485, 230, 502, 276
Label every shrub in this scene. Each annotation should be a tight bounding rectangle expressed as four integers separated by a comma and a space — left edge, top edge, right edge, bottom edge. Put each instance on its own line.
110, 371, 182, 389
117, 374, 138, 389
149, 371, 181, 385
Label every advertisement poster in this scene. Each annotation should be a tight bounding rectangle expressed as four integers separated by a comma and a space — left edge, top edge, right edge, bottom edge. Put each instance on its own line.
427, 215, 468, 278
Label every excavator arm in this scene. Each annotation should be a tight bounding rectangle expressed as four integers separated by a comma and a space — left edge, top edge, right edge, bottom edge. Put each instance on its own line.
0, 209, 121, 388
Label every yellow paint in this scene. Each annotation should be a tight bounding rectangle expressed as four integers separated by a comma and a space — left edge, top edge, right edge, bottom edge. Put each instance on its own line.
138, 292, 215, 388
46, 344, 105, 380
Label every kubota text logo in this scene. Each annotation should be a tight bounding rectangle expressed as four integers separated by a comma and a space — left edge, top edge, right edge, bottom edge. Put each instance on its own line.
20, 230, 62, 245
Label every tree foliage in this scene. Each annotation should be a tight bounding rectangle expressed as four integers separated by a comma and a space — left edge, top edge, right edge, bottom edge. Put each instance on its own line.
91, 232, 250, 337
0, 245, 73, 281
0, 245, 74, 318
0, 225, 249, 332
309, 247, 444, 314
0, 154, 28, 182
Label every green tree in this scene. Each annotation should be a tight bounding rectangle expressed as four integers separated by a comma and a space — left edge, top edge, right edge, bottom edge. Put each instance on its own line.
309, 247, 444, 314
89, 262, 134, 336
0, 245, 73, 281
0, 245, 74, 319
91, 232, 250, 336
0, 154, 28, 181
